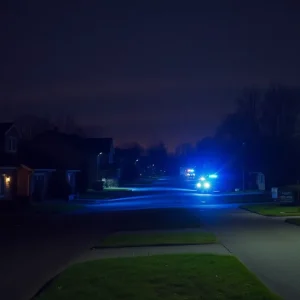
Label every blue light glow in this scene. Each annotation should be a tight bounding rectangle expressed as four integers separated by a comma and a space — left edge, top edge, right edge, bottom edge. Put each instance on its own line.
200, 177, 205, 181
209, 174, 218, 178
187, 169, 195, 173
204, 182, 211, 188
196, 182, 201, 188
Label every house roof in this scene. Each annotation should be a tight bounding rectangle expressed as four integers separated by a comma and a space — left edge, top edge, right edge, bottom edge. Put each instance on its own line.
34, 130, 83, 145
0, 144, 58, 170
30, 130, 84, 169
0, 127, 83, 170
21, 150, 59, 170
19, 145, 80, 171
34, 130, 85, 154
0, 122, 14, 136
85, 138, 113, 154
34, 131, 113, 154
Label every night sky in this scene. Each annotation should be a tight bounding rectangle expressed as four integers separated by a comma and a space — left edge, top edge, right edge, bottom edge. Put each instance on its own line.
1, 1, 300, 151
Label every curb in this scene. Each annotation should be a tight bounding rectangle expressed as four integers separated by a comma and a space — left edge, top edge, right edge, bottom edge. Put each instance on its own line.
91, 242, 218, 249
285, 219, 300, 227
240, 205, 300, 217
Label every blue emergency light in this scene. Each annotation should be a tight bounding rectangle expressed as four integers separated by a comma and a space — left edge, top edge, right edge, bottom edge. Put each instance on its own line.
209, 174, 218, 178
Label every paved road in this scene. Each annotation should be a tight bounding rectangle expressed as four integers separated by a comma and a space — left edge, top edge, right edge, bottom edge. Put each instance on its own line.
79, 190, 268, 212
0, 189, 292, 300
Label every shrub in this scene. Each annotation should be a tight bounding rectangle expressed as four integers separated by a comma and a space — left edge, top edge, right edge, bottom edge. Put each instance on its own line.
104, 178, 119, 188
76, 170, 88, 193
48, 172, 72, 200
91, 180, 104, 191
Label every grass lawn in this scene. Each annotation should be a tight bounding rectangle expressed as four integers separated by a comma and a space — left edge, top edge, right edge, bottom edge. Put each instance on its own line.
99, 231, 216, 247
103, 187, 133, 191
34, 254, 280, 300
220, 193, 269, 204
241, 204, 300, 216
285, 218, 300, 226
31, 202, 84, 214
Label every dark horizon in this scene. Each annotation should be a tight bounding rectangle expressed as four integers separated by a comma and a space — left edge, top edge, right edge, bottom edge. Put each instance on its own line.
1, 1, 300, 150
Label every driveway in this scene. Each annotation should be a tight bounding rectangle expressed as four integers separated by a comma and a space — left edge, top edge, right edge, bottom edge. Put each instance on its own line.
199, 207, 300, 300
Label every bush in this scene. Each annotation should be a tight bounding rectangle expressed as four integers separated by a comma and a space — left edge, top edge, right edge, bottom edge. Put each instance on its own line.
48, 172, 72, 200
76, 170, 88, 193
104, 178, 119, 188
91, 180, 104, 191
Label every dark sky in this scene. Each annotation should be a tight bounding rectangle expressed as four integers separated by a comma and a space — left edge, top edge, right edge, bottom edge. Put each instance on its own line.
1, 1, 300, 151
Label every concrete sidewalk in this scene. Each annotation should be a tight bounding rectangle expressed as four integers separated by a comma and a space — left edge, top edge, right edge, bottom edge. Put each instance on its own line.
200, 207, 300, 300
76, 243, 231, 263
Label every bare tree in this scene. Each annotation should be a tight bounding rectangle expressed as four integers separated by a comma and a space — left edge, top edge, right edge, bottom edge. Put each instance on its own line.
15, 113, 87, 139
260, 85, 300, 138
53, 114, 86, 137
14, 114, 54, 140
215, 88, 262, 143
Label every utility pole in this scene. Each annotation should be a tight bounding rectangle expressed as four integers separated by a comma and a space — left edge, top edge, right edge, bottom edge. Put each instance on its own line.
97, 152, 102, 181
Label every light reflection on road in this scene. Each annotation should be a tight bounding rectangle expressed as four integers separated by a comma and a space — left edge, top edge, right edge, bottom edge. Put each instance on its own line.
77, 189, 268, 213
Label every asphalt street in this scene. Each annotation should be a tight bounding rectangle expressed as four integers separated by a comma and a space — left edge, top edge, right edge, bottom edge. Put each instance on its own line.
1, 188, 299, 300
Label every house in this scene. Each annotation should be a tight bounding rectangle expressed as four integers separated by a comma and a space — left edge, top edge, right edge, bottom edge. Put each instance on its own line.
0, 124, 118, 202
21, 130, 82, 199
29, 129, 84, 170
0, 122, 21, 200
0, 123, 57, 203
0, 123, 80, 203
30, 132, 118, 189
20, 147, 80, 201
